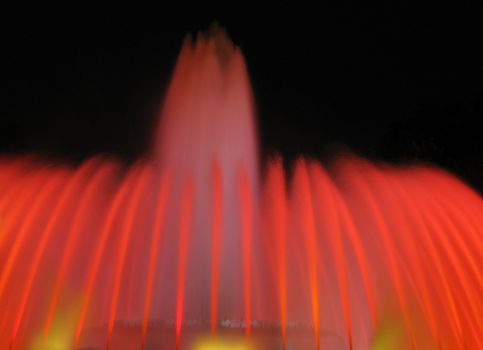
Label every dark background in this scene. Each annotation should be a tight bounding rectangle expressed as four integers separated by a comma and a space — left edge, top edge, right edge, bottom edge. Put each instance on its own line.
1, 5, 482, 191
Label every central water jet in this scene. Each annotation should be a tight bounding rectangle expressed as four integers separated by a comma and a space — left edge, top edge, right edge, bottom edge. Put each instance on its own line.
154, 26, 259, 334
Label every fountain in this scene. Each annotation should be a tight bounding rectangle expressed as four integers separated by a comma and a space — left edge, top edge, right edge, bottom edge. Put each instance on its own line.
0, 26, 481, 349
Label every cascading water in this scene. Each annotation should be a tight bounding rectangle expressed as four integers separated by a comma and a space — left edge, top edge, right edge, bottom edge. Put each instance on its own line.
0, 27, 481, 350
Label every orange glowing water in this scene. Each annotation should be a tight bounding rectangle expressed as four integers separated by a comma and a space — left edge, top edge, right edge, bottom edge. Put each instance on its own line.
0, 28, 482, 349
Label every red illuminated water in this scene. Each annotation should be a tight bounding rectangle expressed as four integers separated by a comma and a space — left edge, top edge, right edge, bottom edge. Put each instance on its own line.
0, 28, 481, 349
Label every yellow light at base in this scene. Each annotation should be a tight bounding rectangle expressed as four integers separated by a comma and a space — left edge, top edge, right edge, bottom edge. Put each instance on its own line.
30, 291, 83, 350
194, 336, 255, 350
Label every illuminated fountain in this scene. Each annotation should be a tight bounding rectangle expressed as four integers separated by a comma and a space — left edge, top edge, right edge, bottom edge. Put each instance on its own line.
0, 27, 482, 349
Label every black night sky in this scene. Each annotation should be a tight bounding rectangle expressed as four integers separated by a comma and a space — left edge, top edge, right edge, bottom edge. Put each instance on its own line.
1, 5, 482, 191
